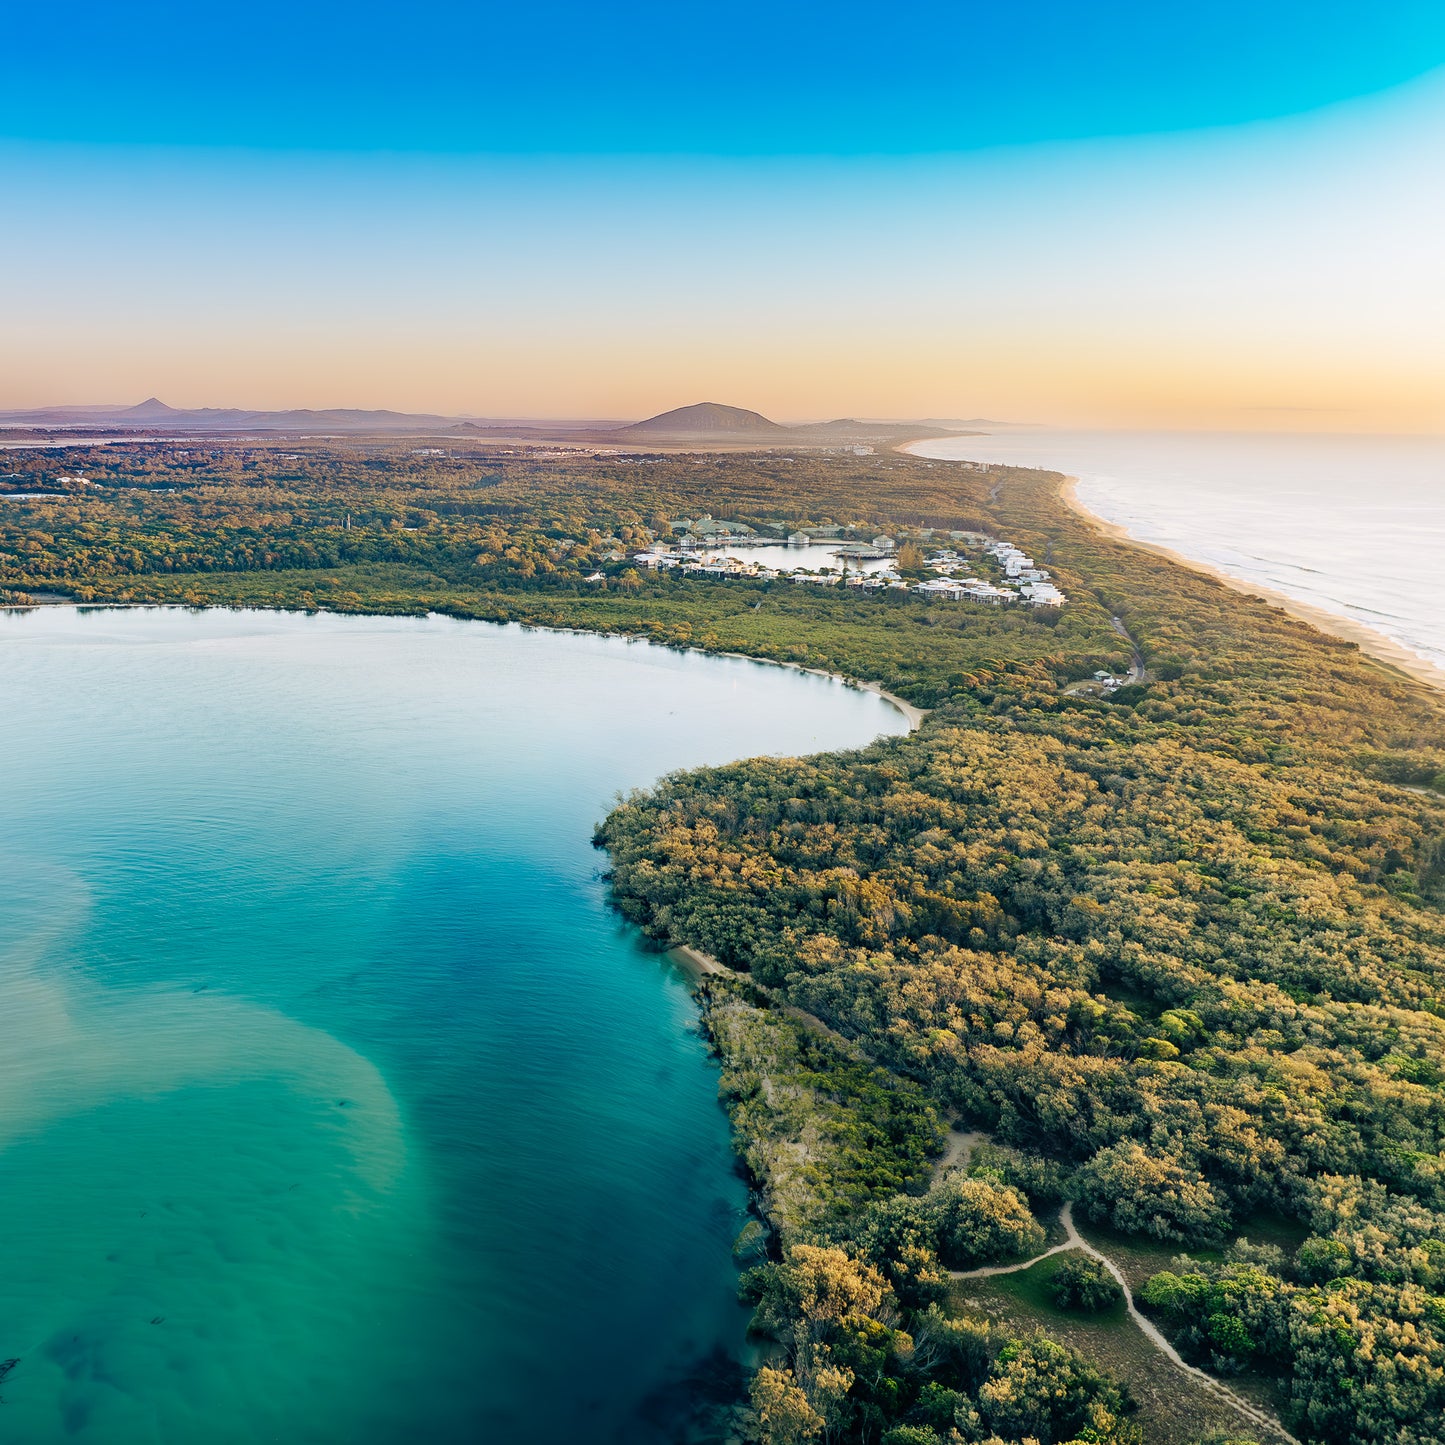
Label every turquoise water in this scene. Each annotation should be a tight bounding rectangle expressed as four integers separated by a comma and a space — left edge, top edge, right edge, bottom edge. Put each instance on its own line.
0, 607, 907, 1444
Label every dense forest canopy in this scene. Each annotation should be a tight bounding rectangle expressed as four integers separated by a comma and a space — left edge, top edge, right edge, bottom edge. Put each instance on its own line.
3, 438, 1444, 1444
0, 443, 1130, 703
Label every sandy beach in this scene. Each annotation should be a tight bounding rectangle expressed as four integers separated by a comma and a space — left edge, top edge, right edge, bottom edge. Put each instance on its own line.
665, 943, 730, 985
860, 680, 927, 729
905, 435, 1445, 698
1053, 476, 1445, 696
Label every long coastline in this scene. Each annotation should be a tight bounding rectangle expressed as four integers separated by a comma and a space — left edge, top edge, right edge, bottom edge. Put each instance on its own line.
1054, 475, 1445, 696
14, 458, 1443, 1444
901, 435, 1445, 697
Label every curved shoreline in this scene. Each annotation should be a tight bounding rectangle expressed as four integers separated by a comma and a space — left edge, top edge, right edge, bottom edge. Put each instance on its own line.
714, 649, 925, 730
9, 471, 1430, 1439
1054, 475, 1445, 695
0, 600, 929, 734
902, 435, 1445, 696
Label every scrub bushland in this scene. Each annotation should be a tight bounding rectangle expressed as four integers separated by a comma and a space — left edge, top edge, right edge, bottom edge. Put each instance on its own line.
4, 440, 1444, 1444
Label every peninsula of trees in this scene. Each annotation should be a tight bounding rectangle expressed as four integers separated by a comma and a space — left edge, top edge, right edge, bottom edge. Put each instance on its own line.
2, 438, 1443, 1445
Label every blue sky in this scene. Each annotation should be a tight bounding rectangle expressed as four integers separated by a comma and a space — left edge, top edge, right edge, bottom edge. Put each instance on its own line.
8, 1, 1445, 153
3, 3, 1443, 426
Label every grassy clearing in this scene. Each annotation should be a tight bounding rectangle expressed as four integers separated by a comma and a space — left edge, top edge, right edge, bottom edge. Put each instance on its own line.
1067, 1215, 1301, 1434
983, 1249, 1129, 1328
1070, 1218, 1220, 1294
948, 1251, 1237, 1444
1069, 1209, 1305, 1417
948, 1250, 1285, 1445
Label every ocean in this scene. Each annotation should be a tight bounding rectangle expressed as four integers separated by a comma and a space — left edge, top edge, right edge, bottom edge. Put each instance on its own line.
911, 430, 1445, 678
0, 607, 908, 1445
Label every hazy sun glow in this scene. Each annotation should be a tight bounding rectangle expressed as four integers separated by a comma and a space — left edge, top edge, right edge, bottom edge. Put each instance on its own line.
3, 3, 1443, 430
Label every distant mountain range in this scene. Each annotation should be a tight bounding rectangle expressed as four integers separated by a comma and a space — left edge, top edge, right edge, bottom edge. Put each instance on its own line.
0, 397, 629, 435
0, 397, 991, 447
867, 417, 1034, 429
607, 402, 982, 446
0, 397, 455, 431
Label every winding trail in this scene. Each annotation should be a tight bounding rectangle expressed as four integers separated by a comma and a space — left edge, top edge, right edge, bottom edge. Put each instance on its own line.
671, 961, 1298, 1442
1110, 615, 1147, 683
951, 1201, 1300, 1445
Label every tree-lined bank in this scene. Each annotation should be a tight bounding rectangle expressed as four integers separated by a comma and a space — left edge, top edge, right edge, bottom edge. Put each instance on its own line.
2, 440, 1443, 1443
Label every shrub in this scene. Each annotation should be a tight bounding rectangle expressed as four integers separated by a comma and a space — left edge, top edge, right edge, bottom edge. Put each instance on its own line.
1078, 1142, 1228, 1244
927, 1176, 1045, 1270
1052, 1255, 1123, 1312
968, 1142, 1073, 1207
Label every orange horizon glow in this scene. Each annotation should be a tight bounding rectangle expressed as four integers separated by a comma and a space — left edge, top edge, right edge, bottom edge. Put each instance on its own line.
4, 73, 1443, 435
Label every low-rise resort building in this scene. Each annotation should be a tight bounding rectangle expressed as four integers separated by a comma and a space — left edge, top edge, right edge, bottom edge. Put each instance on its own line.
626, 526, 1067, 607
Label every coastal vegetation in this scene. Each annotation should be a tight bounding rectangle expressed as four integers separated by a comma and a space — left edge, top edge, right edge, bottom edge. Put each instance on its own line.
3, 438, 1444, 1443
0, 444, 1125, 704
1052, 1256, 1123, 1314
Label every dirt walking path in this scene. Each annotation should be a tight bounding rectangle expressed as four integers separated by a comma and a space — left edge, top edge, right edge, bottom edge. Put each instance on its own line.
672, 951, 1300, 1443
950, 1201, 1300, 1445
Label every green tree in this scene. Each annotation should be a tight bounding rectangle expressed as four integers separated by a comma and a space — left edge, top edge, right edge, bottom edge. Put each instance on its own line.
1052, 1255, 1122, 1313
1078, 1143, 1228, 1244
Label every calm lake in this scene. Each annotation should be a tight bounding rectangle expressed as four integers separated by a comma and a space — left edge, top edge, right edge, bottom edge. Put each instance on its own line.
0, 607, 908, 1444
